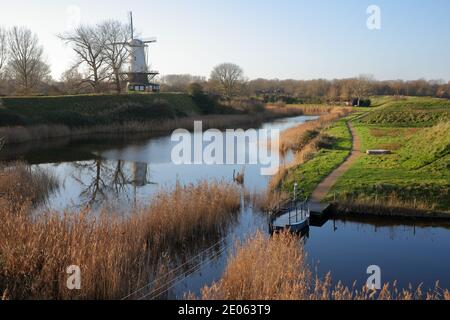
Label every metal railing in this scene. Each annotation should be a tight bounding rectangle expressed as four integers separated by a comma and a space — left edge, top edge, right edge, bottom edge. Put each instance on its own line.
288, 199, 310, 225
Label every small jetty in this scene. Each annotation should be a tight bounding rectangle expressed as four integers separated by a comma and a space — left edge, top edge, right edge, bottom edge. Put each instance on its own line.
271, 200, 310, 233
308, 201, 332, 218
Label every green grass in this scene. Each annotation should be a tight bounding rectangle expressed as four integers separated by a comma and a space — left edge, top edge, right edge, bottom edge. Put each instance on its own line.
0, 93, 201, 127
272, 97, 450, 214
359, 96, 450, 127
280, 119, 353, 197
329, 121, 450, 211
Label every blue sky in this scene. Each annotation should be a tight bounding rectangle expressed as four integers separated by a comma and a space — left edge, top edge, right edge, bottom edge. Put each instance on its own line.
1, 0, 449, 81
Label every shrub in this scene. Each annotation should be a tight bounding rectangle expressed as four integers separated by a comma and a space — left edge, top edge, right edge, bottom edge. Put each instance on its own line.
187, 83, 204, 97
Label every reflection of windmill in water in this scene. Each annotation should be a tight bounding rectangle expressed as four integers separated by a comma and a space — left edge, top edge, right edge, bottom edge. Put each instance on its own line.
129, 162, 157, 204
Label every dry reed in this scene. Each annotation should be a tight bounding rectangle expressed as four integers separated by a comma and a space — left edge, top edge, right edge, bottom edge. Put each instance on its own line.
335, 193, 450, 218
199, 231, 449, 300
0, 180, 241, 300
0, 163, 59, 210
280, 108, 353, 154
0, 107, 304, 146
253, 189, 290, 213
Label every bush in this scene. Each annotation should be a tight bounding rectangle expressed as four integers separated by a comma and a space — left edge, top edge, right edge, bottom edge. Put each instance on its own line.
187, 83, 204, 97
351, 98, 371, 107
361, 99, 372, 107
191, 93, 220, 114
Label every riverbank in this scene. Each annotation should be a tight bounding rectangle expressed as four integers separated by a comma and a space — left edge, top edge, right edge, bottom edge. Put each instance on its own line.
198, 231, 449, 300
0, 172, 241, 300
328, 119, 450, 218
269, 96, 450, 218
0, 93, 307, 145
2, 110, 449, 299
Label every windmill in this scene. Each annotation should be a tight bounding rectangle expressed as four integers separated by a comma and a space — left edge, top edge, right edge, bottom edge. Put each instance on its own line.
121, 12, 160, 93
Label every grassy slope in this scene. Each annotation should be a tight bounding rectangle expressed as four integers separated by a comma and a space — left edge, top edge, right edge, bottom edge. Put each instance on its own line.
0, 93, 200, 127
329, 97, 450, 212
360, 96, 450, 127
280, 118, 353, 197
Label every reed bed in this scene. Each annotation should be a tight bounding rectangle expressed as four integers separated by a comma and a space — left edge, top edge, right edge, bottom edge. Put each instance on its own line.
0, 107, 304, 146
199, 232, 449, 300
269, 133, 334, 193
267, 104, 335, 116
0, 180, 241, 300
0, 163, 59, 210
334, 192, 450, 218
137, 181, 241, 253
253, 189, 290, 213
280, 107, 353, 154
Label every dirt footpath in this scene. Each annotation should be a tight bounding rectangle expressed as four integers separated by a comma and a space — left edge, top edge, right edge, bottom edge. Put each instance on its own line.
310, 122, 362, 202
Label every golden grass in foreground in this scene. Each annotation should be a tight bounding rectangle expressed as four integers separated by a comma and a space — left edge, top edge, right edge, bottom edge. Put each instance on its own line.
199, 232, 449, 300
0, 180, 241, 300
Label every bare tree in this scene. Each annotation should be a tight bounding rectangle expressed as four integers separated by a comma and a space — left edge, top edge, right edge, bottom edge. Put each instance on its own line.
210, 63, 245, 99
59, 25, 108, 93
326, 84, 339, 104
60, 66, 87, 94
351, 75, 374, 106
100, 20, 130, 93
6, 26, 50, 94
0, 26, 8, 76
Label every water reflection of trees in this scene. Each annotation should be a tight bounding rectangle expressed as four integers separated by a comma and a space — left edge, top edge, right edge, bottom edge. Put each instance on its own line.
71, 160, 156, 208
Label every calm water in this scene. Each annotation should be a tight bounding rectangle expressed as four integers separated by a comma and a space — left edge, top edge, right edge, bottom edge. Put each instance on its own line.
2, 115, 449, 298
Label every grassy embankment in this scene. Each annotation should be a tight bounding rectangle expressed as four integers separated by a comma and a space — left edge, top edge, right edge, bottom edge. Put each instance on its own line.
266, 96, 450, 216
0, 94, 305, 145
259, 107, 355, 211
0, 163, 242, 299
199, 232, 449, 300
328, 97, 450, 216
363, 96, 450, 126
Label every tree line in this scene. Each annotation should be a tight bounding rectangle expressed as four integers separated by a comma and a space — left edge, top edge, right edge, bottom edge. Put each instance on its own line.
0, 23, 448, 101
163, 69, 450, 104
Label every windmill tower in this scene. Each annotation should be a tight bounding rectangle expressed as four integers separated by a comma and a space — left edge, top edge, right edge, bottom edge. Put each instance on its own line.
124, 12, 160, 93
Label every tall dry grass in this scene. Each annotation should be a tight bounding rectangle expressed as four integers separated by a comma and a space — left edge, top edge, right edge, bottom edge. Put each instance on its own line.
280, 107, 353, 154
0, 180, 241, 300
0, 107, 304, 146
253, 189, 290, 214
264, 107, 353, 203
199, 232, 449, 300
0, 163, 59, 210
267, 104, 336, 116
268, 133, 334, 195
335, 193, 450, 218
